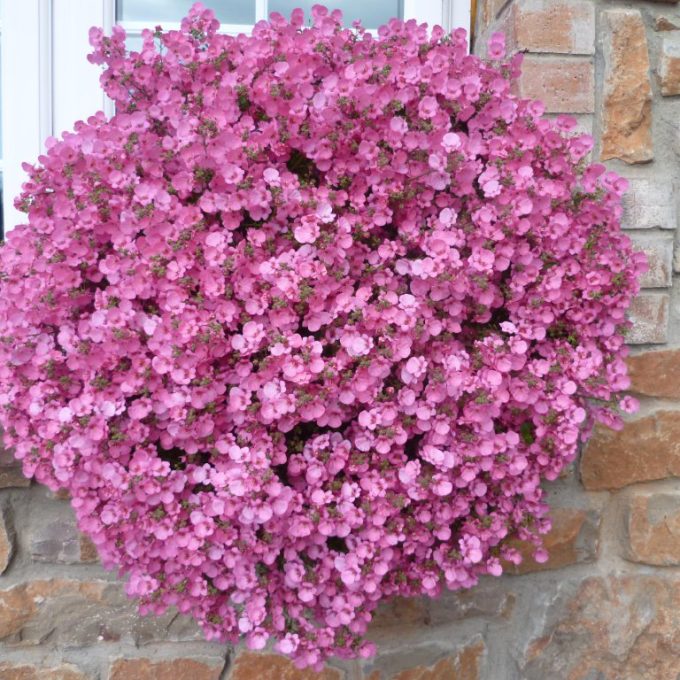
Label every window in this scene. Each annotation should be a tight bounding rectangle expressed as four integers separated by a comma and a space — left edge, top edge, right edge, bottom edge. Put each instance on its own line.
1, 0, 472, 233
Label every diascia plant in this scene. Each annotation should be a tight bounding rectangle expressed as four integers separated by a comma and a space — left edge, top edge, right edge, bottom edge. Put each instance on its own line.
0, 3, 645, 668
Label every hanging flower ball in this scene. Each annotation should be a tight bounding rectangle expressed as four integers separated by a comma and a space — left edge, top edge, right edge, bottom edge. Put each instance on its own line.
0, 3, 645, 669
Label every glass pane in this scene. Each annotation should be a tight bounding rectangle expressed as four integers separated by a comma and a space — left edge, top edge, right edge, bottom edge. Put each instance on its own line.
117, 1, 255, 25
268, 0, 402, 28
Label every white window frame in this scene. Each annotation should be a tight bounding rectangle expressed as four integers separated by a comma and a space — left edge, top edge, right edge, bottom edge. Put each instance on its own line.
1, 0, 471, 233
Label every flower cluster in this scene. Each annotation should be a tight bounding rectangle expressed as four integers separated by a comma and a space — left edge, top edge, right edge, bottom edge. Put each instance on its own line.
0, 3, 645, 668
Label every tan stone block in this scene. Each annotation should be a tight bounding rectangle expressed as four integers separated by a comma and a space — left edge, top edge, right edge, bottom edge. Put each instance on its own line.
581, 411, 680, 490
510, 0, 595, 55
109, 658, 225, 680
629, 234, 673, 288
230, 653, 341, 680
655, 16, 680, 31
627, 347, 680, 399
0, 663, 89, 680
365, 640, 485, 680
0, 579, 200, 647
0, 506, 14, 574
516, 56, 594, 113
600, 9, 653, 163
621, 178, 676, 230
520, 577, 680, 679
624, 493, 680, 565
0, 446, 30, 489
659, 34, 680, 95
504, 508, 600, 574
627, 293, 669, 344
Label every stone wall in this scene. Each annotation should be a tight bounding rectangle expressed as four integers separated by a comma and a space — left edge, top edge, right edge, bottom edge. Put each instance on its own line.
2, 1, 680, 678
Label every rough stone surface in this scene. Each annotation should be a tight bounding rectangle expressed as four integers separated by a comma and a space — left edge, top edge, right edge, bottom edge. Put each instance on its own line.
29, 520, 98, 565
504, 508, 600, 574
601, 10, 653, 163
0, 579, 202, 647
0, 505, 15, 574
623, 492, 680, 565
627, 347, 680, 399
370, 580, 514, 635
630, 234, 673, 288
519, 577, 680, 679
621, 178, 676, 230
0, 664, 89, 680
508, 0, 594, 54
392, 642, 484, 680
363, 639, 485, 680
655, 15, 680, 31
477, 0, 511, 31
109, 658, 225, 680
659, 33, 680, 96
0, 447, 30, 489
581, 411, 680, 490
627, 293, 669, 344
230, 652, 342, 680
516, 56, 594, 113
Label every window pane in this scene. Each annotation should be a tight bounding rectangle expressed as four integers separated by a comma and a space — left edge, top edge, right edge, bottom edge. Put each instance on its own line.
268, 0, 402, 28
117, 1, 255, 25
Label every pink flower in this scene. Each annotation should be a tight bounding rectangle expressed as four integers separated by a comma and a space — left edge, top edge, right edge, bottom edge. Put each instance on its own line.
0, 7, 642, 669
294, 215, 321, 244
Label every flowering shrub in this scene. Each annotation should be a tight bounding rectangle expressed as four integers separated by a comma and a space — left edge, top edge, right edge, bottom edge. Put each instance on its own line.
0, 3, 645, 668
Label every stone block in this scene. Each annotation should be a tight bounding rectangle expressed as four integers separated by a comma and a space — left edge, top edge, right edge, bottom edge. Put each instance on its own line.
627, 347, 680, 399
516, 56, 594, 113
627, 293, 669, 344
230, 652, 341, 680
518, 577, 680, 679
109, 658, 226, 680
0, 663, 89, 680
659, 33, 680, 95
629, 233, 673, 288
600, 9, 653, 163
581, 410, 680, 490
0, 579, 203, 647
623, 492, 680, 565
510, 0, 595, 55
504, 508, 600, 574
621, 178, 676, 230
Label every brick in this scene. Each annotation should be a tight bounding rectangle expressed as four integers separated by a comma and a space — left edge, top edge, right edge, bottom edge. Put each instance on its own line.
621, 178, 676, 230
627, 293, 669, 344
627, 347, 680, 399
623, 492, 680, 565
0, 663, 89, 680
109, 658, 225, 680
509, 0, 595, 55
230, 652, 341, 680
601, 9, 653, 163
516, 56, 594, 113
659, 34, 680, 95
0, 579, 201, 647
629, 233, 673, 287
504, 508, 600, 575
519, 577, 680, 679
0, 505, 15, 574
581, 411, 680, 490
30, 519, 98, 564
